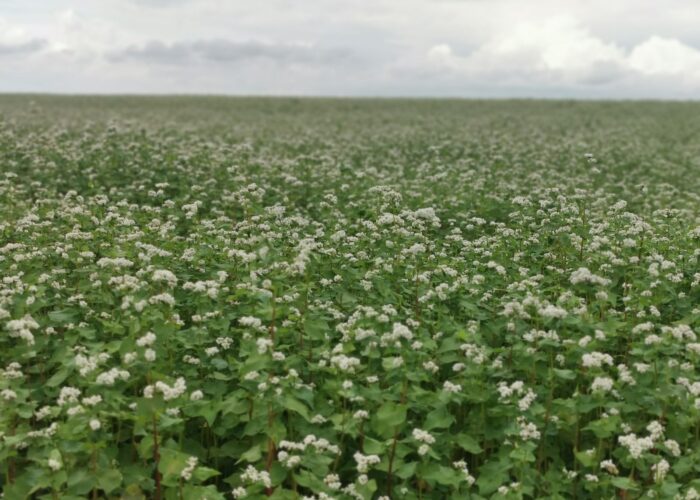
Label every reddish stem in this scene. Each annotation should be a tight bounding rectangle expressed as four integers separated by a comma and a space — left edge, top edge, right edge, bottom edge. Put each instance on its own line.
153, 414, 162, 500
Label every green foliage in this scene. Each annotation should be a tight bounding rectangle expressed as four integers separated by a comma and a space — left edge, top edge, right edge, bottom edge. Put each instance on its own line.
1, 97, 700, 498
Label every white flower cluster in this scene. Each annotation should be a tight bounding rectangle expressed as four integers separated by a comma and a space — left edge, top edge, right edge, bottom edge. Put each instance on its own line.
599, 459, 619, 475
353, 451, 381, 473
651, 458, 670, 482
148, 292, 176, 306
412, 428, 436, 455
618, 433, 655, 459
27, 422, 59, 439
330, 354, 361, 372
591, 376, 614, 394
460, 343, 488, 364
239, 465, 271, 488
136, 331, 156, 348
2, 362, 23, 379
497, 380, 527, 402
582, 352, 613, 368
517, 388, 537, 411
239, 316, 265, 332
412, 428, 435, 444
97, 257, 133, 268
180, 456, 198, 481
569, 267, 611, 286
277, 450, 302, 469
380, 322, 413, 345
517, 417, 541, 441
452, 460, 476, 486
152, 269, 177, 287
95, 368, 130, 385
496, 380, 537, 412
183, 280, 221, 298
2, 388, 17, 400
57, 386, 81, 406
256, 338, 273, 354
144, 377, 187, 400
443, 380, 462, 393
278, 435, 341, 455
324, 473, 342, 490
75, 352, 110, 376
538, 303, 568, 319
6, 314, 39, 345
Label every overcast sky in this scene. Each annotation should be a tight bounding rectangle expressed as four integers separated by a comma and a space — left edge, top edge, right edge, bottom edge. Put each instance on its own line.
2, 0, 700, 98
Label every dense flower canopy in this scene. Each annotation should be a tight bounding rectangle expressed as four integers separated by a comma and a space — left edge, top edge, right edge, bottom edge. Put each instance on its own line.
1, 97, 700, 498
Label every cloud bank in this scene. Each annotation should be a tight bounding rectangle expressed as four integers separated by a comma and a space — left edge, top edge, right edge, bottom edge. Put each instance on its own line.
420, 17, 700, 89
109, 39, 353, 66
2, 1, 700, 97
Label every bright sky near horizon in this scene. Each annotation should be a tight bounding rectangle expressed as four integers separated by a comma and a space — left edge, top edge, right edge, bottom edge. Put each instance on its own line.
2, 0, 700, 98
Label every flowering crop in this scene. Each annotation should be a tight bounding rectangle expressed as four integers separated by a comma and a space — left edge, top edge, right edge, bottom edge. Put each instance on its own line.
1, 97, 700, 498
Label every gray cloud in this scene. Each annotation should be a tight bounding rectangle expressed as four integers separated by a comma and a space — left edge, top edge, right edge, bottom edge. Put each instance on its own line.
128, 0, 192, 6
108, 39, 355, 66
3, 0, 700, 97
0, 38, 47, 56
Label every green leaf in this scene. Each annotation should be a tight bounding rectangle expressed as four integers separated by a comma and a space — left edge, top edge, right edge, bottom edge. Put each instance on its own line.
4, 465, 52, 498
211, 357, 228, 370
294, 471, 326, 491
158, 448, 191, 487
381, 357, 404, 371
372, 402, 407, 438
575, 450, 597, 468
305, 316, 329, 338
355, 478, 378, 498
181, 484, 227, 499
659, 480, 682, 498
66, 469, 95, 495
421, 463, 462, 487
282, 396, 311, 421
363, 437, 386, 454
553, 368, 576, 380
395, 460, 418, 479
97, 468, 123, 494
137, 435, 154, 460
194, 402, 219, 426
477, 459, 511, 495
238, 443, 262, 463
193, 466, 221, 482
509, 442, 536, 463
455, 433, 483, 454
611, 477, 639, 490
220, 395, 248, 415
48, 309, 78, 324
584, 416, 619, 439
46, 368, 71, 387
672, 456, 695, 476
424, 405, 455, 430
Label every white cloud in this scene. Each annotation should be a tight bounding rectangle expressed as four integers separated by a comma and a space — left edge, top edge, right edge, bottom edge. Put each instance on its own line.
2, 0, 700, 97
427, 44, 458, 69
421, 19, 624, 88
422, 16, 700, 93
505, 17, 624, 75
629, 35, 700, 76
470, 16, 626, 83
0, 17, 47, 55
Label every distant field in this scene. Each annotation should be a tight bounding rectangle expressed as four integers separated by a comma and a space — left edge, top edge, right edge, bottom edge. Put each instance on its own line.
1, 96, 700, 499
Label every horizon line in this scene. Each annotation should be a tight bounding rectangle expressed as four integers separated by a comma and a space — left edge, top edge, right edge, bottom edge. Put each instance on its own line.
1, 92, 699, 103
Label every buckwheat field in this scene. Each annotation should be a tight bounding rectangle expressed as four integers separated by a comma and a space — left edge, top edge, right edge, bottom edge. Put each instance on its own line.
2, 97, 700, 499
